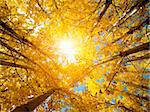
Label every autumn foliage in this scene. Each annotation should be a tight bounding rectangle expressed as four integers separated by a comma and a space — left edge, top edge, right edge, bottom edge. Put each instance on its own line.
0, 0, 149, 112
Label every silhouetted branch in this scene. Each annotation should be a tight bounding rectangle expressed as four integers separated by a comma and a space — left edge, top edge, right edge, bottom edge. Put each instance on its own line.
0, 39, 36, 64
0, 20, 32, 45
0, 20, 59, 70
0, 60, 33, 69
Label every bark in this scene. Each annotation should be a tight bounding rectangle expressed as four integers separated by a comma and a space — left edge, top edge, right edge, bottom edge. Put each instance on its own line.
121, 70, 150, 74
35, 0, 51, 16
104, 60, 123, 92
118, 0, 149, 26
89, 42, 149, 91
113, 88, 149, 101
91, 55, 119, 68
0, 36, 9, 41
101, 42, 149, 65
0, 40, 48, 72
128, 92, 149, 101
12, 89, 59, 112
115, 79, 149, 90
52, 0, 58, 9
126, 19, 149, 35
0, 51, 24, 61
0, 38, 59, 83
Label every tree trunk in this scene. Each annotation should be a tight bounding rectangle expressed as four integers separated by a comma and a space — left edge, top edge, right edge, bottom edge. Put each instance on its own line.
12, 89, 59, 112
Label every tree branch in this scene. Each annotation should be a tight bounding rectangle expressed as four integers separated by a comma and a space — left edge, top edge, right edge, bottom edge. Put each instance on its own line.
0, 60, 33, 70
0, 20, 60, 71
111, 18, 149, 44
0, 39, 36, 64
119, 42, 149, 57
110, 0, 149, 31
125, 53, 149, 62
91, 0, 112, 32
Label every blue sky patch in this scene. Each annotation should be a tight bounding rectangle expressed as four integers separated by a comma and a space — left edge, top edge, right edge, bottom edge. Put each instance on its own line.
142, 74, 150, 79
96, 76, 105, 83
96, 45, 100, 51
61, 106, 71, 112
93, 60, 98, 64
111, 98, 116, 104
123, 86, 128, 92
120, 96, 123, 99
100, 32, 105, 37
136, 34, 143, 38
74, 84, 86, 93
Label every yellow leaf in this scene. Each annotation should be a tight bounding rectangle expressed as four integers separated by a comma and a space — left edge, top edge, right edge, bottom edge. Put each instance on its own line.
86, 77, 100, 96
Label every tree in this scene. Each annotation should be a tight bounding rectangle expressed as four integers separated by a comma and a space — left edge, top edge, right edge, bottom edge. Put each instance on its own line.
0, 0, 149, 111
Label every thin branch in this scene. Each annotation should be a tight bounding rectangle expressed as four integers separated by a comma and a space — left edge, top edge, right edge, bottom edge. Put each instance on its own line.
111, 18, 149, 44
36, 0, 46, 12
109, 0, 149, 32
104, 59, 123, 91
52, 0, 58, 9
91, 0, 112, 32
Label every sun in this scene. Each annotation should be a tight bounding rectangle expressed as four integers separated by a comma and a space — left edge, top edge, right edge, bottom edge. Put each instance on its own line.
59, 40, 76, 56
59, 40, 77, 63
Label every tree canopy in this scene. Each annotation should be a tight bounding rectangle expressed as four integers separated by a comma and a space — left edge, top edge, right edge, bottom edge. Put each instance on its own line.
0, 0, 149, 111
